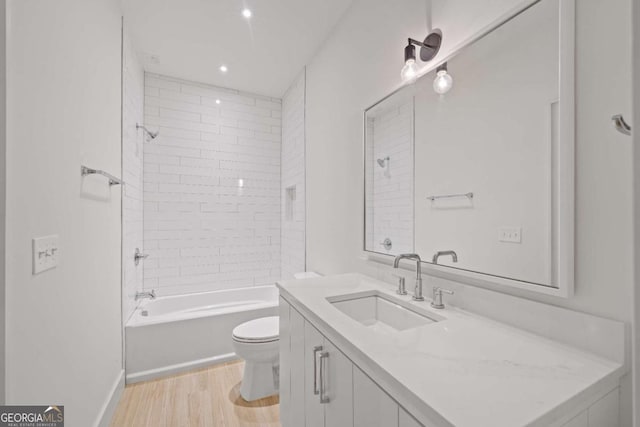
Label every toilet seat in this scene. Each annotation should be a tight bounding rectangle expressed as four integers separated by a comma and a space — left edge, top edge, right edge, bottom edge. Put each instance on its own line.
232, 316, 279, 343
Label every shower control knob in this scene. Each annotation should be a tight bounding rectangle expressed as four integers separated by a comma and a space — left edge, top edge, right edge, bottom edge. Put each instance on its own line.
134, 248, 149, 266
380, 238, 392, 251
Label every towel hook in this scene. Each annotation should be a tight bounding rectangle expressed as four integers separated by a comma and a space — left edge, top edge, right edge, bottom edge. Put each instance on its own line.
612, 114, 631, 136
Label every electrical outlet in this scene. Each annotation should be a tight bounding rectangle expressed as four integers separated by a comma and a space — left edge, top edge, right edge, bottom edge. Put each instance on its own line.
498, 227, 522, 243
32, 235, 59, 274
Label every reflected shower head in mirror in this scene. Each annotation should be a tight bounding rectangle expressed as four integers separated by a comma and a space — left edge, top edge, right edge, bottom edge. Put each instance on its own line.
136, 123, 159, 141
377, 156, 390, 168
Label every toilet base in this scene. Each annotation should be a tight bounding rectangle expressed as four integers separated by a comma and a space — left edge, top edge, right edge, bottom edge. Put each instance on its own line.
239, 360, 279, 401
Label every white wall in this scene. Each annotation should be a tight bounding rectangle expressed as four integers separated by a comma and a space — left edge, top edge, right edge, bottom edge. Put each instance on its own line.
143, 74, 282, 296
122, 27, 145, 323
281, 70, 306, 279
305, 0, 632, 422
632, 0, 640, 424
0, 0, 5, 405
5, 0, 124, 425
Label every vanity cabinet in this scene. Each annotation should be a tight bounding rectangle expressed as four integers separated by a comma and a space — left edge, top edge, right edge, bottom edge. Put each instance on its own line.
278, 297, 291, 427
280, 297, 426, 427
353, 367, 397, 427
301, 309, 353, 427
324, 338, 354, 426
279, 296, 621, 427
302, 318, 324, 427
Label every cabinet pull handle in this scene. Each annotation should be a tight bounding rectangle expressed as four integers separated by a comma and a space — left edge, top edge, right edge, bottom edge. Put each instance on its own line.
319, 351, 330, 404
313, 346, 323, 395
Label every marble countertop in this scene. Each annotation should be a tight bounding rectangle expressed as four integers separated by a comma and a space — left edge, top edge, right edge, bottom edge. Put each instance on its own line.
277, 273, 625, 427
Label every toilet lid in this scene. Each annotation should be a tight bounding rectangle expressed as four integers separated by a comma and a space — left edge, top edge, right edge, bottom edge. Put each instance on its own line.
232, 316, 279, 343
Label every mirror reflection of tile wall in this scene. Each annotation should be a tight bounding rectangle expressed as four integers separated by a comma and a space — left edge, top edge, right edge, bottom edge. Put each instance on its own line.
365, 100, 414, 255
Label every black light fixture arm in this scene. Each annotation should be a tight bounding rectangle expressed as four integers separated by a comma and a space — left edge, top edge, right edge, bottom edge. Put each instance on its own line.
404, 29, 443, 64
407, 38, 439, 50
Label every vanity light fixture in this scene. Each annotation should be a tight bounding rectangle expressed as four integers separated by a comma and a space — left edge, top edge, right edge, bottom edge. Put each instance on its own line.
401, 29, 443, 83
401, 46, 418, 82
433, 62, 453, 95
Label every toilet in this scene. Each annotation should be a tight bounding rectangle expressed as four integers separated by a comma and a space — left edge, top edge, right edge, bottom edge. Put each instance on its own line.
232, 272, 320, 401
232, 316, 280, 401
231, 271, 320, 401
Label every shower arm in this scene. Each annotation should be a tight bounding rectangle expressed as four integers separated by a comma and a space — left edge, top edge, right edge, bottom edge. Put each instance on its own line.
136, 123, 159, 139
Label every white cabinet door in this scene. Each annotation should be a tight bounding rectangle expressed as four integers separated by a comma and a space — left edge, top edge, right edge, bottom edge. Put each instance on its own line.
278, 297, 291, 427
290, 308, 306, 427
562, 411, 588, 427
399, 408, 423, 427
587, 389, 619, 427
304, 321, 325, 427
353, 367, 398, 427
324, 339, 354, 427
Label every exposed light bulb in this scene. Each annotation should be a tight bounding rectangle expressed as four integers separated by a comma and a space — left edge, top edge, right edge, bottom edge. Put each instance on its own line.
401, 59, 418, 83
219, 65, 228, 73
215, 99, 221, 105
242, 8, 252, 18
433, 68, 453, 95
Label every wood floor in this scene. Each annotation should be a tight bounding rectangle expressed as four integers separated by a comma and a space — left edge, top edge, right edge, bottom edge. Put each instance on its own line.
110, 361, 280, 427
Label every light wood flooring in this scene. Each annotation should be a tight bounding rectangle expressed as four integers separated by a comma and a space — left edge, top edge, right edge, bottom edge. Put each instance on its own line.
110, 361, 280, 427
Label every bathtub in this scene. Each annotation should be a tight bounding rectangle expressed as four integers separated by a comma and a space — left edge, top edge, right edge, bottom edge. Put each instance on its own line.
125, 285, 279, 383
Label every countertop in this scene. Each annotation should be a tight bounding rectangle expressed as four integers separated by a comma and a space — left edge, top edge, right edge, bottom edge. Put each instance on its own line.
277, 273, 625, 427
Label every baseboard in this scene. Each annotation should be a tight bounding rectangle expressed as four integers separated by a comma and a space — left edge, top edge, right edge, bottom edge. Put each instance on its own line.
94, 369, 125, 427
126, 353, 239, 384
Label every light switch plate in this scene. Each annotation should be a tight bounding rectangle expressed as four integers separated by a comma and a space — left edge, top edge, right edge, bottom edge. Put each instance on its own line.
32, 235, 59, 274
498, 227, 522, 243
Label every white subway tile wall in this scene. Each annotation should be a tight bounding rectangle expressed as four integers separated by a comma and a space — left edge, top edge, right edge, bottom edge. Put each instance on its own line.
365, 101, 414, 254
281, 70, 306, 279
143, 73, 282, 296
122, 32, 144, 322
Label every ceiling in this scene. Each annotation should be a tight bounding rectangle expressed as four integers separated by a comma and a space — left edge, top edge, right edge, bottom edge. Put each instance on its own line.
123, 0, 353, 98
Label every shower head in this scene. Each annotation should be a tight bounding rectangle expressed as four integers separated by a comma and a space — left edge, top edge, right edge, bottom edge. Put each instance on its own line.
377, 156, 390, 168
136, 123, 159, 140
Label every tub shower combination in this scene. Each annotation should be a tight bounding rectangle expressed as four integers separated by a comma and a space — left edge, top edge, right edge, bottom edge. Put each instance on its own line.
125, 285, 279, 383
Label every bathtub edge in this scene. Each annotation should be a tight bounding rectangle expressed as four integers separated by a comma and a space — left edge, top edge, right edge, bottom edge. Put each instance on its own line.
126, 352, 239, 384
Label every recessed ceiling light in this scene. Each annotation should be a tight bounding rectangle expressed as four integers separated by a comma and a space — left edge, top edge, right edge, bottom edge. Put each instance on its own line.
219, 65, 228, 73
242, 8, 252, 19
215, 99, 221, 105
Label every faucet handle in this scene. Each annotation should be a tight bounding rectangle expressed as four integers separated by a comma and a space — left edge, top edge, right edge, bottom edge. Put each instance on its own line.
431, 287, 454, 309
394, 276, 407, 295
134, 248, 150, 266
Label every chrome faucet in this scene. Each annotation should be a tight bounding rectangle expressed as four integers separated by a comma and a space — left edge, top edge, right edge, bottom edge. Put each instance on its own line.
135, 290, 156, 301
393, 254, 424, 301
432, 250, 458, 264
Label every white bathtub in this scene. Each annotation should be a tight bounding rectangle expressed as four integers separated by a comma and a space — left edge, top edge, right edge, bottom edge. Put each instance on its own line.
125, 285, 279, 383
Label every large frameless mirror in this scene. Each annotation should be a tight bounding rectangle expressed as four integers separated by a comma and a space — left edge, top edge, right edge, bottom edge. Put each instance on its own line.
364, 0, 575, 296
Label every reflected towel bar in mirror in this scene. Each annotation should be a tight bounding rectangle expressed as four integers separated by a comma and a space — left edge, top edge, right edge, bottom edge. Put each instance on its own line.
81, 165, 124, 186
427, 192, 473, 202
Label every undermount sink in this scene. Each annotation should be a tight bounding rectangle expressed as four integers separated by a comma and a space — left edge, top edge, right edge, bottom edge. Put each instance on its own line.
328, 292, 441, 332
